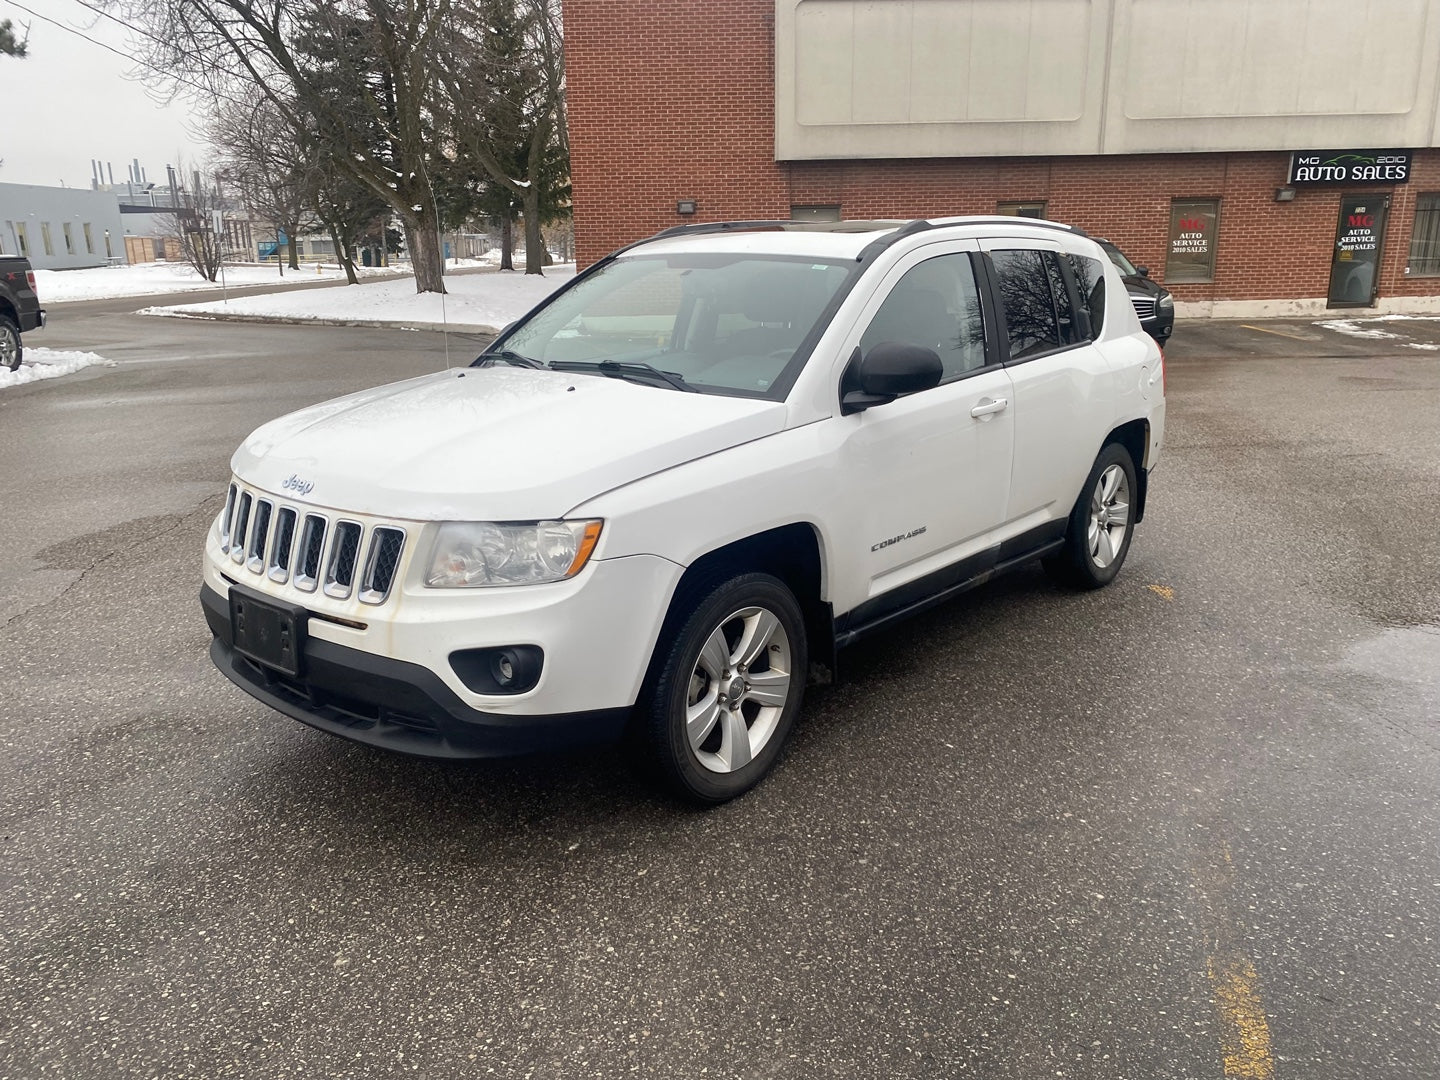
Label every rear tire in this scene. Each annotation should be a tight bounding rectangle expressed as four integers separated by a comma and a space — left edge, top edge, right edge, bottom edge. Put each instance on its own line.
0, 316, 20, 371
1043, 442, 1137, 590
639, 572, 807, 804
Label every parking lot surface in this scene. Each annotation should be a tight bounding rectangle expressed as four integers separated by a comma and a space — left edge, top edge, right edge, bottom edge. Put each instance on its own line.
1, 300, 1436, 1078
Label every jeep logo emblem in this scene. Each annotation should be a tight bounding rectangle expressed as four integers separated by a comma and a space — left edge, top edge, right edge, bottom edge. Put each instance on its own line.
282, 474, 315, 496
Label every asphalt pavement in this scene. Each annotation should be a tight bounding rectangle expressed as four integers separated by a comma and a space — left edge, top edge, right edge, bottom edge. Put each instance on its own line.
1, 296, 1436, 1079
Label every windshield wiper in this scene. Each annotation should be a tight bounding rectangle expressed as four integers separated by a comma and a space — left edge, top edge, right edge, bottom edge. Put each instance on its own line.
473, 349, 544, 369
548, 360, 699, 393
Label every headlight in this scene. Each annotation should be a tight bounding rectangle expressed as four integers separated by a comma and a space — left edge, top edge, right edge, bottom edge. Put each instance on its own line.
1158, 292, 1174, 310
424, 520, 603, 587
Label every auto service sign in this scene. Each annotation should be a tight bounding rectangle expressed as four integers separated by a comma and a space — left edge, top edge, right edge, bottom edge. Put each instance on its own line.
1288, 150, 1412, 185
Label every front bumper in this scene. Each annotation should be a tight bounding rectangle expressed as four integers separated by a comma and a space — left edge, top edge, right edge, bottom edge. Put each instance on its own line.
1141, 308, 1174, 343
202, 583, 630, 758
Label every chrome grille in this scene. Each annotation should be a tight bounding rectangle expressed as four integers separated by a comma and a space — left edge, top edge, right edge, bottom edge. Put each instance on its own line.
220, 483, 238, 553
246, 500, 273, 574
220, 482, 408, 605
1130, 296, 1157, 320
268, 507, 297, 583
324, 522, 363, 599
230, 493, 252, 565
295, 514, 327, 593
360, 528, 407, 605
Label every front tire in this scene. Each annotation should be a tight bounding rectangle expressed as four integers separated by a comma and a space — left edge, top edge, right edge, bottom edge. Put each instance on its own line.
1044, 442, 1137, 589
640, 572, 807, 804
0, 316, 20, 371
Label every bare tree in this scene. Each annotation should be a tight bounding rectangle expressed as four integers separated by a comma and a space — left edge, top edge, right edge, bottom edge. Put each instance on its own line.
167, 163, 226, 282
207, 96, 311, 271
117, 0, 452, 293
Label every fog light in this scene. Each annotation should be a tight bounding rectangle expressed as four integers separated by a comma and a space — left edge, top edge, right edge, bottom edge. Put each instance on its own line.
495, 653, 516, 685
450, 645, 544, 695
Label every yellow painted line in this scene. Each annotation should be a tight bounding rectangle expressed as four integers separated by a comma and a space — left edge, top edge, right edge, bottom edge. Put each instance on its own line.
1148, 584, 1176, 601
1241, 323, 1311, 341
1208, 953, 1277, 1079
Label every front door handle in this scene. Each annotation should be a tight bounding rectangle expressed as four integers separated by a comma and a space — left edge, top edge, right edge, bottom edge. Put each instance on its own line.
970, 396, 1009, 418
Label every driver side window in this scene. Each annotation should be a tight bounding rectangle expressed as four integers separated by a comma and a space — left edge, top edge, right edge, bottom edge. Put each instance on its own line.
860, 253, 987, 381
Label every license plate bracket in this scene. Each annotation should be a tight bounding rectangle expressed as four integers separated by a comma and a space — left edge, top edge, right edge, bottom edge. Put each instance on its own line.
229, 585, 308, 678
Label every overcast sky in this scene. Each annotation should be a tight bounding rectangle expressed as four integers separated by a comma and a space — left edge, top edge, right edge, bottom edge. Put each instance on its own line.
0, 0, 207, 189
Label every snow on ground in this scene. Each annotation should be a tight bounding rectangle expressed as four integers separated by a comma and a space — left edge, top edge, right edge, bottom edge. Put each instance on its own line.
1318, 316, 1440, 349
0, 347, 115, 391
1318, 319, 1405, 340
142, 266, 577, 333
35, 261, 399, 302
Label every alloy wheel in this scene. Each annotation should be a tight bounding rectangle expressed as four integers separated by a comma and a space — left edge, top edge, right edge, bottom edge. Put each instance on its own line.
684, 605, 793, 774
1087, 464, 1131, 568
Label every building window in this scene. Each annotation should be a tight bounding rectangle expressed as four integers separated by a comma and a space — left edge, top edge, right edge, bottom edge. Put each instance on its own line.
998, 201, 1047, 219
1166, 199, 1220, 284
41, 222, 55, 256
16, 223, 30, 257
83, 223, 95, 254
104, 230, 114, 258
63, 223, 75, 255
790, 204, 841, 222
1407, 194, 1440, 275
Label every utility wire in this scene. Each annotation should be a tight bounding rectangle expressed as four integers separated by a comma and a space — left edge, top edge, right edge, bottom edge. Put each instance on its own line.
0, 0, 248, 107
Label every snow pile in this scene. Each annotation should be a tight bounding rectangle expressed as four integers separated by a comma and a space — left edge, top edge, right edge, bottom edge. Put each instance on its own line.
1319, 315, 1440, 349
143, 267, 576, 333
35, 261, 396, 302
0, 347, 115, 390
1318, 319, 1404, 340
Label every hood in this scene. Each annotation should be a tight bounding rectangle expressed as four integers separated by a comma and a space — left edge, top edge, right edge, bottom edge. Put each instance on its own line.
232, 367, 787, 521
1121, 274, 1168, 300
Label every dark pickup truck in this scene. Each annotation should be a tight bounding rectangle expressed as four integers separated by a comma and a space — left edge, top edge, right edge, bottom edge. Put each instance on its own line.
0, 255, 45, 370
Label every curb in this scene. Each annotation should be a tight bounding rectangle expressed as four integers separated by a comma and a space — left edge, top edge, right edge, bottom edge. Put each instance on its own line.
143, 310, 501, 335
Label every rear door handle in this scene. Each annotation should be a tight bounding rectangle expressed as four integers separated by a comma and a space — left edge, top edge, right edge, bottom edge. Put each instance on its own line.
970, 396, 1009, 418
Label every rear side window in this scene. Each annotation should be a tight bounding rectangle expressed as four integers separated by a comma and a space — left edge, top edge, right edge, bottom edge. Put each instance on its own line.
1043, 252, 1081, 345
990, 249, 1061, 360
1068, 255, 1107, 339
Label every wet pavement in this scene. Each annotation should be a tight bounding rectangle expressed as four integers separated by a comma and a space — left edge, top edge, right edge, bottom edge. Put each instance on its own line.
1, 301, 1436, 1078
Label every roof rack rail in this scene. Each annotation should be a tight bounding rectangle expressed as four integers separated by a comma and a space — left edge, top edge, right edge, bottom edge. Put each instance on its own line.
855, 218, 935, 263
929, 215, 1090, 239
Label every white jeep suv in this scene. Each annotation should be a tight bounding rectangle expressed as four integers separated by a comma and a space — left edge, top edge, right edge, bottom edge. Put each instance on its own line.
201, 217, 1165, 802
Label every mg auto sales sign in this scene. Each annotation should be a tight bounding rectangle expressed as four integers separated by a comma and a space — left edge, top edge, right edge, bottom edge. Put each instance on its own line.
1288, 150, 1411, 184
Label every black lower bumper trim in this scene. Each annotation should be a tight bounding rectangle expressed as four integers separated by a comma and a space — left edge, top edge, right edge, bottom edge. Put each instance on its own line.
201, 584, 629, 759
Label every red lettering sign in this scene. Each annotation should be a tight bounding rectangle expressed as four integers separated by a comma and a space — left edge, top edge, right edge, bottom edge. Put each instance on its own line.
1179, 218, 1204, 230
1349, 214, 1375, 227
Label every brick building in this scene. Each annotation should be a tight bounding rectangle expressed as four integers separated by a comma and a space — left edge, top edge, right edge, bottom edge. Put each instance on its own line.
564, 0, 1440, 317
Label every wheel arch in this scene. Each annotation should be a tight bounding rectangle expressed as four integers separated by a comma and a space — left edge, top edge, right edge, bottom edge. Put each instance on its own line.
1103, 418, 1150, 523
656, 522, 835, 683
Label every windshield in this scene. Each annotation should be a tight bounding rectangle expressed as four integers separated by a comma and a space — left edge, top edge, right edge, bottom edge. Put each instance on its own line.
1098, 241, 1139, 277
488, 254, 854, 398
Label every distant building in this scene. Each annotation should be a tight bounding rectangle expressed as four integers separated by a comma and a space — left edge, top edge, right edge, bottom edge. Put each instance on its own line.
565, 0, 1440, 316
0, 183, 125, 269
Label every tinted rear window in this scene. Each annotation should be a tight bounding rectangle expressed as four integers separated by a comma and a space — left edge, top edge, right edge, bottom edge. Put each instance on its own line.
990, 249, 1061, 360
1068, 254, 1107, 339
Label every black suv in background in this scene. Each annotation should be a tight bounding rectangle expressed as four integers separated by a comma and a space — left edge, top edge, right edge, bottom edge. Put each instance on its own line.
1096, 239, 1173, 346
0, 255, 45, 370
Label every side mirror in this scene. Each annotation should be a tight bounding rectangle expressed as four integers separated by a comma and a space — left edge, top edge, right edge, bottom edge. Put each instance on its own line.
1136, 265, 1150, 279
841, 343, 942, 414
